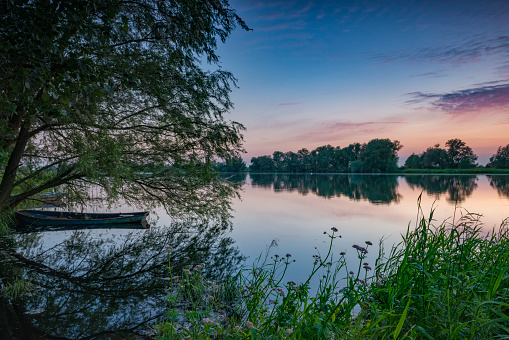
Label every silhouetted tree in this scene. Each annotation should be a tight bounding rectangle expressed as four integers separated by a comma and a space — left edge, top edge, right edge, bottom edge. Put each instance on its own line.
214, 156, 247, 172
358, 139, 402, 173
445, 139, 477, 169
250, 156, 275, 172
487, 144, 509, 169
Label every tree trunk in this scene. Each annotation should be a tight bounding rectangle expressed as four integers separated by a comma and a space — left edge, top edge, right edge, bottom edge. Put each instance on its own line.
0, 121, 31, 211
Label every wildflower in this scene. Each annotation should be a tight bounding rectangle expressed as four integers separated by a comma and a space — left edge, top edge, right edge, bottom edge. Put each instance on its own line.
245, 321, 254, 329
286, 253, 292, 257
269, 299, 275, 304
183, 269, 191, 275
275, 254, 279, 258
287, 281, 296, 286
376, 281, 382, 286
349, 271, 354, 275
363, 265, 372, 271
363, 262, 369, 265
365, 241, 373, 246
338, 288, 343, 293
326, 262, 332, 265
340, 251, 346, 255
277, 288, 286, 296
331, 227, 338, 232
202, 318, 214, 323
234, 325, 240, 330
166, 245, 172, 251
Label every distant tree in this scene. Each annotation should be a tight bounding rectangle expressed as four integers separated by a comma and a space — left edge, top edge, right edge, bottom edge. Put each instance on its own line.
358, 139, 402, 172
404, 153, 422, 169
297, 148, 311, 172
349, 160, 365, 173
272, 151, 285, 171
250, 156, 275, 172
445, 139, 477, 169
420, 144, 449, 169
487, 144, 509, 169
214, 156, 247, 172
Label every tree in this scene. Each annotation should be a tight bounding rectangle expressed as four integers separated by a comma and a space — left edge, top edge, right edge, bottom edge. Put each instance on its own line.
420, 144, 449, 169
249, 156, 275, 172
487, 144, 509, 169
214, 156, 247, 172
445, 139, 477, 169
358, 139, 402, 173
0, 0, 249, 215
404, 153, 421, 169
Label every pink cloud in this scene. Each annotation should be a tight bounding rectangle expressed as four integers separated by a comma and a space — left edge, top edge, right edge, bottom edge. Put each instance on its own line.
407, 83, 509, 115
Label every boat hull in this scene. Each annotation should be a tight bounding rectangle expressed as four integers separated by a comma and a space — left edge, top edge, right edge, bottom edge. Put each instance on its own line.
15, 210, 149, 228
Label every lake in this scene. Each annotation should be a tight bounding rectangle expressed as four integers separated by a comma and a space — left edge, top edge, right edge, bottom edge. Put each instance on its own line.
2, 174, 508, 338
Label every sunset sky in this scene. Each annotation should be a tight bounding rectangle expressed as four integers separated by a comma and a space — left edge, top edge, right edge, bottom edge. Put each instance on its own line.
215, 0, 509, 165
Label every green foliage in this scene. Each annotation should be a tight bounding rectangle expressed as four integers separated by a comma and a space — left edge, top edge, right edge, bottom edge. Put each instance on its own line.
359, 138, 402, 173
445, 139, 478, 169
405, 140, 479, 170
0, 0, 248, 216
249, 140, 400, 173
250, 155, 276, 172
214, 156, 248, 173
158, 204, 509, 339
487, 144, 509, 169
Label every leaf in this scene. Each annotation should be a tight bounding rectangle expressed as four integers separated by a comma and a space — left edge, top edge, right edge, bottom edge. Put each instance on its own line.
42, 93, 50, 102
394, 294, 411, 339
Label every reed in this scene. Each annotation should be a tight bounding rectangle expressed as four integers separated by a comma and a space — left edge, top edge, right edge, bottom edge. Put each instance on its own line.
156, 202, 509, 339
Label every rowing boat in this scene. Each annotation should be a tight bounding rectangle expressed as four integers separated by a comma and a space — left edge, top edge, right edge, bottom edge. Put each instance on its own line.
15, 210, 149, 228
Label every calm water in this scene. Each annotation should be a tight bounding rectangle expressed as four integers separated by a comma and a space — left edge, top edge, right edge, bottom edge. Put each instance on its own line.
2, 174, 509, 338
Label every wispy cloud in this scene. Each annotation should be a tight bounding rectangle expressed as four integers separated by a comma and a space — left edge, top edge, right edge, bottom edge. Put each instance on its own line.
374, 36, 509, 67
406, 83, 509, 114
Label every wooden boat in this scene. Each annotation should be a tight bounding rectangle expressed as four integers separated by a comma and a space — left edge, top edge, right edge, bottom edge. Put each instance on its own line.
15, 210, 149, 229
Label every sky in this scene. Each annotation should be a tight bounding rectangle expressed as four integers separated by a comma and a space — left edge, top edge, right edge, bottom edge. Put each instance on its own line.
214, 0, 509, 165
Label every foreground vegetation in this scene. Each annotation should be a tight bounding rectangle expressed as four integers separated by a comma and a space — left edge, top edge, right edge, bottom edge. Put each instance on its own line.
157, 201, 509, 339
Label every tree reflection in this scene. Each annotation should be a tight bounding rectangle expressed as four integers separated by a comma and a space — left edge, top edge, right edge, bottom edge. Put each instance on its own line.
488, 175, 509, 199
404, 175, 478, 203
249, 174, 401, 204
0, 220, 244, 339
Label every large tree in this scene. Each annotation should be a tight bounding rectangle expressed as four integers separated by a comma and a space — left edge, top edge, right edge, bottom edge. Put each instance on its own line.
445, 139, 477, 169
358, 138, 402, 173
0, 0, 249, 215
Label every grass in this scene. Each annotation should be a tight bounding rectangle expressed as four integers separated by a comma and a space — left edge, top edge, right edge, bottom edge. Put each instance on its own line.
156, 198, 509, 339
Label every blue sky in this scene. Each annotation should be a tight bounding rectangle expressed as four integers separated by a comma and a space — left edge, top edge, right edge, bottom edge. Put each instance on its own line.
215, 0, 509, 164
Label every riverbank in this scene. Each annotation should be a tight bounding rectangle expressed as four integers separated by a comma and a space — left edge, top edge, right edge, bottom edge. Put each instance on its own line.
157, 203, 509, 339
226, 168, 509, 175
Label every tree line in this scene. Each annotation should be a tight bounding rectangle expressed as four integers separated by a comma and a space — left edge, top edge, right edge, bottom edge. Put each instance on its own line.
215, 139, 509, 173
405, 140, 509, 170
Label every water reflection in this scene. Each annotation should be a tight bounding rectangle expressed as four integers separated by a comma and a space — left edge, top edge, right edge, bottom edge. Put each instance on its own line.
249, 174, 401, 204
488, 175, 509, 199
404, 175, 478, 203
0, 220, 244, 339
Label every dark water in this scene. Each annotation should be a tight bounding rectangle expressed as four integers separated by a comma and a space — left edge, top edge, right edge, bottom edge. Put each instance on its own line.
1, 174, 508, 338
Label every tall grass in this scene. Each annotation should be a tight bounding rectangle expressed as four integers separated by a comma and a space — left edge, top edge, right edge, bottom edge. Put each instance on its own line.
156, 203, 509, 339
